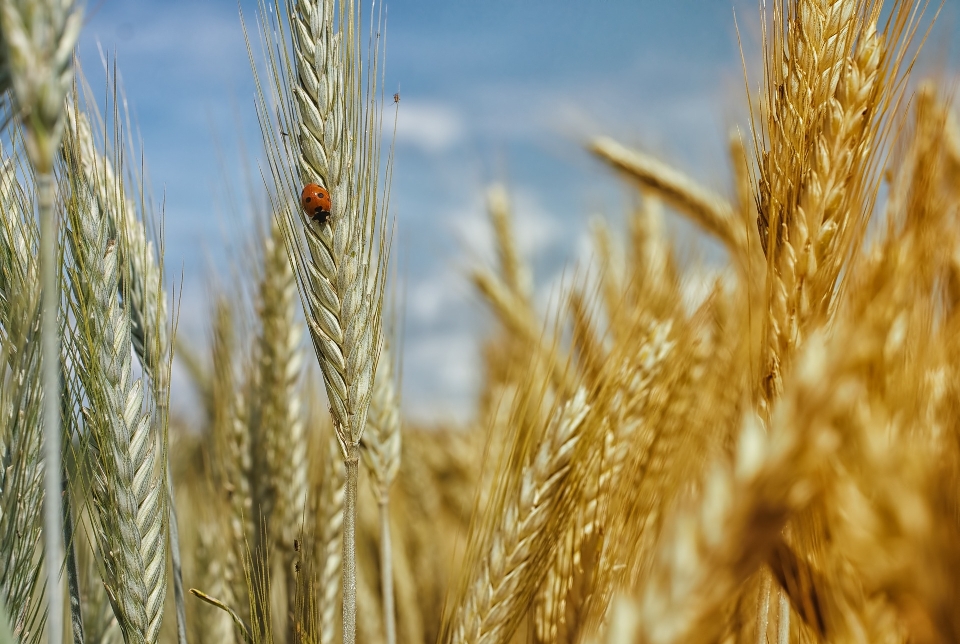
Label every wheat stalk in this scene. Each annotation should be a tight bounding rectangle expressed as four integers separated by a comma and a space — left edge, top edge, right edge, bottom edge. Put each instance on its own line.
447, 389, 590, 644
249, 1, 392, 638
0, 4, 82, 641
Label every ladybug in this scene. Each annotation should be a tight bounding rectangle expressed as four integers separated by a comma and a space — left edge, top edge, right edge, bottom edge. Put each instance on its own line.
300, 183, 332, 224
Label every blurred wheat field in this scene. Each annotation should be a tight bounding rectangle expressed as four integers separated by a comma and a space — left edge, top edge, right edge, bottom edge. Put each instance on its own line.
2, 0, 960, 643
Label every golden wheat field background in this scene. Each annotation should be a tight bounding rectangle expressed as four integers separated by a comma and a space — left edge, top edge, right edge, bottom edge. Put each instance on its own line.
2, 0, 960, 643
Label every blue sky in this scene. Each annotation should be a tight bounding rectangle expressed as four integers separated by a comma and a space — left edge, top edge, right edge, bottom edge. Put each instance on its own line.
76, 0, 960, 423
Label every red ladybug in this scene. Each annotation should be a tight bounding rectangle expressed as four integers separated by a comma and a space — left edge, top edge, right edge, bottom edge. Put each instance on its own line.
300, 183, 332, 224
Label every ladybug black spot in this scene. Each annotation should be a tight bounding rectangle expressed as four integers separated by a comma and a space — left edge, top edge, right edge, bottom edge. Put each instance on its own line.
305, 196, 313, 203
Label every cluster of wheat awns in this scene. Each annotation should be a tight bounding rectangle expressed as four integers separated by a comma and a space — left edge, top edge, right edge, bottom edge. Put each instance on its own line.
6, 0, 960, 643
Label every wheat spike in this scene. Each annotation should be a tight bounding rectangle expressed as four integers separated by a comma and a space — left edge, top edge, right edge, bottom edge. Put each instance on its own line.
207, 297, 252, 634
251, 216, 306, 639
591, 137, 745, 261
254, 0, 389, 455
62, 175, 166, 641
755, 2, 882, 410
361, 341, 402, 644
447, 390, 590, 644
487, 184, 532, 303
0, 0, 82, 172
194, 522, 237, 643
64, 98, 187, 642
361, 343, 401, 500
64, 108, 170, 386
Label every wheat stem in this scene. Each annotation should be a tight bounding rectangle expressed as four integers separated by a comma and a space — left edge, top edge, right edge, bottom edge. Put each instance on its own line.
777, 588, 790, 644
757, 572, 772, 644
342, 448, 359, 644
38, 171, 62, 644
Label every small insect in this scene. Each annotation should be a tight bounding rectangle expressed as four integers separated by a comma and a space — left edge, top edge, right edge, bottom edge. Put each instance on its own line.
293, 539, 300, 552
295, 562, 301, 573
300, 183, 332, 224
393, 92, 400, 104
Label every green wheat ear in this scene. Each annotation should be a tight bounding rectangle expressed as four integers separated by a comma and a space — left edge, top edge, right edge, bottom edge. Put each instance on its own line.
248, 1, 394, 641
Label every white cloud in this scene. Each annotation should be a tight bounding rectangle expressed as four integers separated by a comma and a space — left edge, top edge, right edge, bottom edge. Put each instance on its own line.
403, 332, 480, 424
395, 101, 464, 153
408, 269, 469, 325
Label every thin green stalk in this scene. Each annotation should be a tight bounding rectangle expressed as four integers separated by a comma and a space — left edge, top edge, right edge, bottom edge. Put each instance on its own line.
38, 171, 62, 644
379, 497, 396, 644
342, 448, 359, 644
